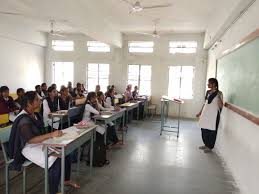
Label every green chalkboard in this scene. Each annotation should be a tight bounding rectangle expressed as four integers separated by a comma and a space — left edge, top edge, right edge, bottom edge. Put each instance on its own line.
217, 37, 259, 116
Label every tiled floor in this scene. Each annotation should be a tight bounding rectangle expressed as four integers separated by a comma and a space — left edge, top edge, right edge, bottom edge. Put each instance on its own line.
0, 118, 239, 194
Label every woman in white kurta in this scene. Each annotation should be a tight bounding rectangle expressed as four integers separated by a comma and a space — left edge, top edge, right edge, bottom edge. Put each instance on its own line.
10, 91, 79, 194
196, 78, 223, 153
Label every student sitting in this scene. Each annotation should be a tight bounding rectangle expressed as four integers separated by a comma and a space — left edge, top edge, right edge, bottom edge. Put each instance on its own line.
95, 85, 101, 93
41, 83, 48, 98
124, 84, 133, 102
105, 88, 116, 107
8, 91, 80, 194
67, 81, 74, 95
42, 86, 60, 130
97, 91, 120, 111
83, 92, 121, 146
132, 86, 139, 100
104, 85, 111, 96
0, 86, 19, 114
14, 88, 25, 110
35, 85, 43, 100
59, 87, 72, 110
51, 84, 57, 91
73, 83, 84, 99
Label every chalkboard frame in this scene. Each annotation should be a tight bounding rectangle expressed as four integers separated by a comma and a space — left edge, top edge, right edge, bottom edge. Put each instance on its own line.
216, 28, 259, 125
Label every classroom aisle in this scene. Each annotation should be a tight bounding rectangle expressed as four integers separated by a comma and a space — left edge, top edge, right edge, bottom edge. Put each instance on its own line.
0, 119, 239, 194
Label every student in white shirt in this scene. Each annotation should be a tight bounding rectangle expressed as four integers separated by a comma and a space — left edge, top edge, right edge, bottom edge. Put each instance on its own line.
105, 88, 117, 107
35, 85, 42, 100
42, 86, 60, 130
83, 92, 121, 146
9, 91, 80, 194
97, 91, 114, 111
41, 83, 48, 98
196, 78, 223, 153
124, 84, 133, 102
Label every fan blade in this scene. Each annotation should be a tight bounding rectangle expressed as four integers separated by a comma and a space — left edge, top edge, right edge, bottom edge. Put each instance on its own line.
136, 32, 153, 36
143, 3, 172, 10
0, 10, 68, 23
0, 11, 24, 16
120, 0, 134, 6
50, 32, 66, 37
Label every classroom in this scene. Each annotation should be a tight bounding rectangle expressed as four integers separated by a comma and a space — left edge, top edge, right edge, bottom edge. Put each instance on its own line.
0, 1, 259, 194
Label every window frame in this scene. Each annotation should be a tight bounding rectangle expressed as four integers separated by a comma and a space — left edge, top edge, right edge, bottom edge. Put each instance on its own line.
168, 65, 194, 99
87, 41, 111, 53
52, 40, 74, 51
86, 63, 110, 91
128, 41, 154, 53
127, 64, 152, 95
169, 41, 197, 54
52, 62, 74, 89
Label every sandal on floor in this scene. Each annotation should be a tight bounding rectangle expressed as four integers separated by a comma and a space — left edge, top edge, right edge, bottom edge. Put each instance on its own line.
204, 148, 212, 153
199, 145, 207, 150
104, 159, 110, 165
64, 181, 80, 189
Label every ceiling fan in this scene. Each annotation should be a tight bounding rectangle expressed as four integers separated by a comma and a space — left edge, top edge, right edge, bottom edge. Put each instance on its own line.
48, 20, 66, 37
121, 0, 172, 14
136, 19, 161, 38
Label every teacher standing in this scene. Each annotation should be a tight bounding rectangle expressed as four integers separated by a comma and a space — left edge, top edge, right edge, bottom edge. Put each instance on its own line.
196, 78, 223, 153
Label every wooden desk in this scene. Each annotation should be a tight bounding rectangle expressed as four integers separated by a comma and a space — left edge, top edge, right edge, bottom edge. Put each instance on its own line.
160, 96, 184, 138
120, 102, 140, 124
93, 109, 126, 144
43, 125, 96, 194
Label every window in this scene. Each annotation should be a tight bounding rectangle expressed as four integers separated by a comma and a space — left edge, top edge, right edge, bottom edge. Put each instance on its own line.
52, 62, 74, 89
128, 41, 154, 53
87, 63, 109, 92
168, 66, 194, 99
52, 40, 74, 51
169, 41, 197, 54
128, 65, 152, 95
87, 41, 110, 52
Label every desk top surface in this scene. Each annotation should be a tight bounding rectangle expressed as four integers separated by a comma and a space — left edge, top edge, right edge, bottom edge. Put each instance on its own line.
42, 125, 96, 147
94, 108, 126, 119
120, 102, 140, 107
161, 96, 184, 104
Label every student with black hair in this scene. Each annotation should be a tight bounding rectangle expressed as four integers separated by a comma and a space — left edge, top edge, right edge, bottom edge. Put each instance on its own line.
42, 86, 60, 130
132, 86, 139, 100
14, 88, 25, 109
41, 83, 48, 98
59, 87, 72, 110
83, 92, 121, 147
0, 86, 19, 114
105, 88, 116, 107
196, 78, 223, 153
95, 85, 101, 93
35, 85, 42, 100
73, 82, 84, 98
9, 91, 80, 194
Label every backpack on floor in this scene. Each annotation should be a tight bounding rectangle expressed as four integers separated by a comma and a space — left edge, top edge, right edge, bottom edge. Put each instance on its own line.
88, 133, 108, 167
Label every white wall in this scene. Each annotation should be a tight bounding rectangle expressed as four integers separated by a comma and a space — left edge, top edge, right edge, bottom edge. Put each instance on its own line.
46, 33, 208, 118
0, 36, 45, 92
122, 34, 208, 118
206, 1, 259, 194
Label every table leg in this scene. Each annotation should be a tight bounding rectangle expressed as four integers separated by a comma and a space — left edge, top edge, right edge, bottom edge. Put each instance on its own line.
104, 124, 107, 145
51, 117, 54, 132
177, 104, 181, 138
90, 130, 94, 176
61, 147, 65, 194
160, 100, 164, 135
122, 112, 125, 144
137, 105, 140, 120
76, 147, 80, 176
44, 146, 49, 194
61, 117, 63, 130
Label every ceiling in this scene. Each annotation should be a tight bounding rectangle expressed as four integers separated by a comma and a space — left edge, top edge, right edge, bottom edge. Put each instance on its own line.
0, 0, 242, 46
